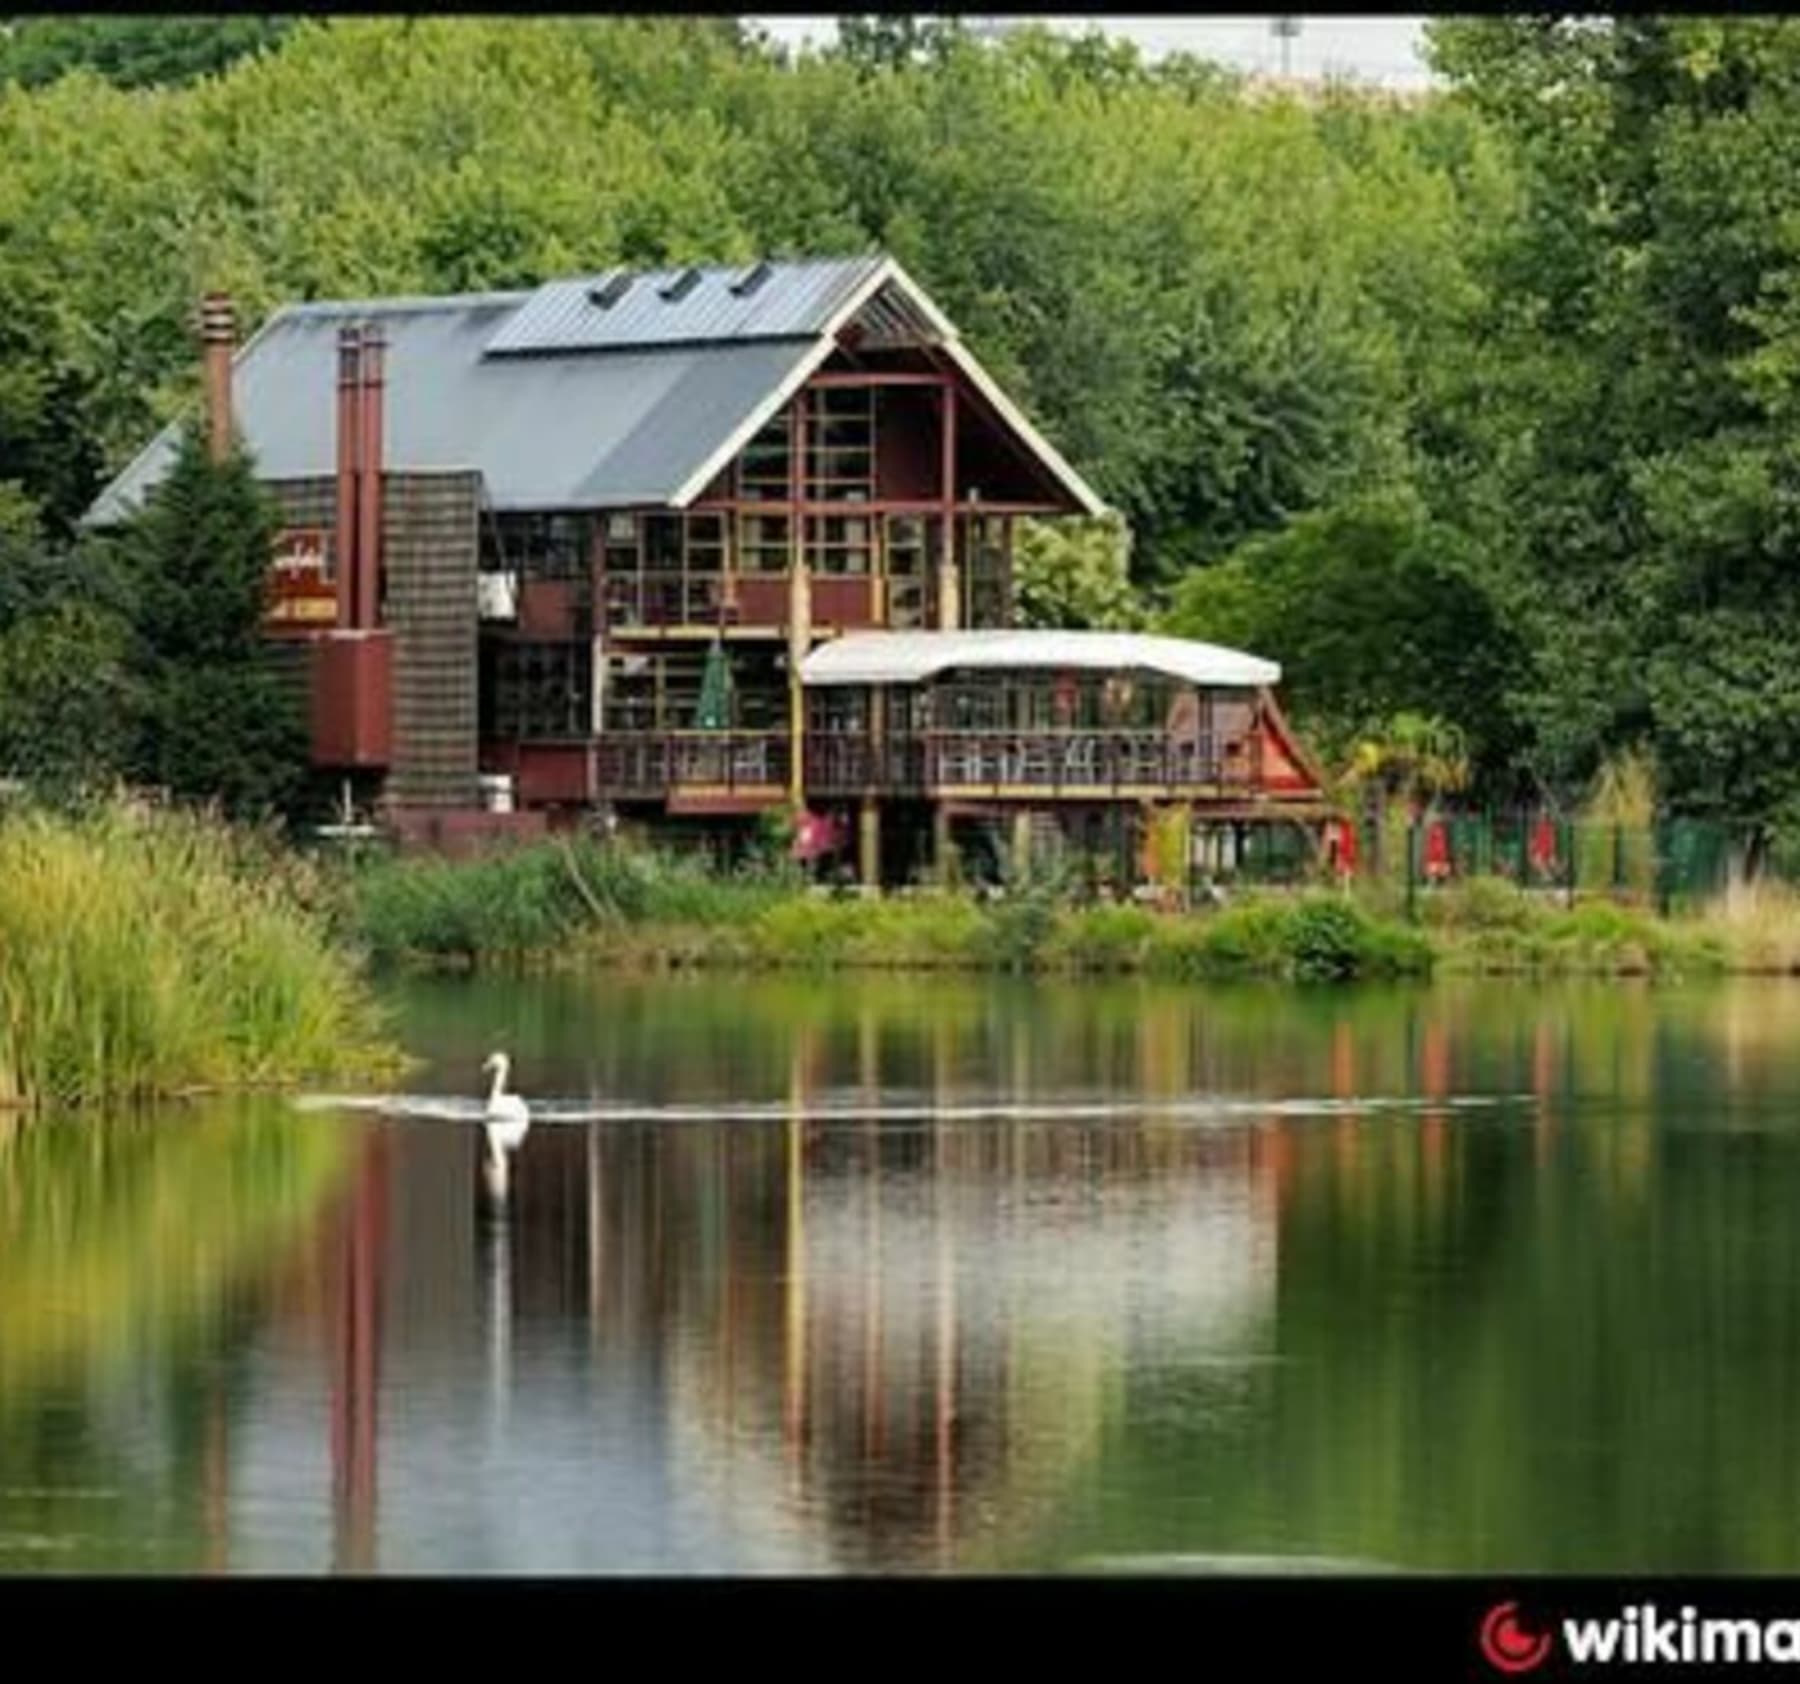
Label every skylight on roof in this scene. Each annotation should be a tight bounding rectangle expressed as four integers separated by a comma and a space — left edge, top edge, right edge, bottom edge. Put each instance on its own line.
730, 260, 773, 299
658, 267, 703, 304
589, 273, 633, 310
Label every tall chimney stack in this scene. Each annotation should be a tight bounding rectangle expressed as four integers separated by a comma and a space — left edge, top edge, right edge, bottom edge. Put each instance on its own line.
199, 292, 237, 464
355, 319, 386, 631
335, 324, 363, 631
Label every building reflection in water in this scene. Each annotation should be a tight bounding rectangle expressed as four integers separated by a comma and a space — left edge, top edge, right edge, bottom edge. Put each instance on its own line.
328, 1131, 387, 1573
47, 978, 1800, 1571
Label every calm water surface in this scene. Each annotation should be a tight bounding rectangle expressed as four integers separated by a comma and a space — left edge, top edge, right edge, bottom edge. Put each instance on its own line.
6, 975, 1800, 1574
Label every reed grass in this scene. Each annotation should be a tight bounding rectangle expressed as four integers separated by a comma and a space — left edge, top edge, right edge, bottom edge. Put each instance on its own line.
347, 834, 796, 967
348, 834, 1800, 983
1419, 875, 1730, 977
0, 803, 399, 1107
1698, 877, 1800, 974
347, 837, 1434, 981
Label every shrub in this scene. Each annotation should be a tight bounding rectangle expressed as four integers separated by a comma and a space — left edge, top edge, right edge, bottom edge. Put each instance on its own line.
0, 802, 397, 1107
1286, 897, 1371, 980
1420, 875, 1541, 932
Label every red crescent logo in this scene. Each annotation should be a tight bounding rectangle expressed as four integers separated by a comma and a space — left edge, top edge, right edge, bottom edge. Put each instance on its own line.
1479, 1602, 1554, 1674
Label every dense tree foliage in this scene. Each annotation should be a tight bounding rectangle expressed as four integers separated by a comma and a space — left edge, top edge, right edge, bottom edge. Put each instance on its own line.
1423, 16, 1800, 828
0, 16, 1795, 830
1166, 493, 1524, 782
1012, 514, 1144, 632
0, 486, 137, 797
119, 427, 305, 819
0, 15, 295, 90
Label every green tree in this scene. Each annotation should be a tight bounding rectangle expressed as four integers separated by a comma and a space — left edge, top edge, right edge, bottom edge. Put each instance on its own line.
1426, 18, 1800, 829
0, 15, 297, 89
119, 426, 304, 819
835, 15, 966, 74
1012, 512, 1145, 631
0, 485, 138, 798
1164, 493, 1523, 785
1345, 711, 1473, 817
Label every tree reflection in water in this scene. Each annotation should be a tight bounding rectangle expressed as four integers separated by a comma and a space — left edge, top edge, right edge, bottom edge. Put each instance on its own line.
9, 977, 1800, 1571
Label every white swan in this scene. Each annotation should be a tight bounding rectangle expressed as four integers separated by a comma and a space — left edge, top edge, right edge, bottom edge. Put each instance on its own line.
481, 1050, 531, 1157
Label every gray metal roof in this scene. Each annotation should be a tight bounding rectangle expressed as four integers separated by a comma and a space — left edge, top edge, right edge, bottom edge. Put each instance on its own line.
86, 292, 821, 523
84, 254, 1107, 525
482, 255, 887, 357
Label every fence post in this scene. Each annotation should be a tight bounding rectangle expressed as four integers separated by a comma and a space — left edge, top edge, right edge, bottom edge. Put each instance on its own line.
1405, 818, 1418, 923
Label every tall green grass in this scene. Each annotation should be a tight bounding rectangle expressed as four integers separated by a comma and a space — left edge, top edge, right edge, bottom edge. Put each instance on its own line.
346, 834, 799, 967
345, 837, 1434, 982
346, 837, 1800, 982
1419, 875, 1730, 977
0, 804, 399, 1107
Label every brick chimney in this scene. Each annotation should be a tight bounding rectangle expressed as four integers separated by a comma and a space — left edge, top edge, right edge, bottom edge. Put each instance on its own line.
355, 319, 385, 631
335, 323, 363, 630
199, 292, 237, 464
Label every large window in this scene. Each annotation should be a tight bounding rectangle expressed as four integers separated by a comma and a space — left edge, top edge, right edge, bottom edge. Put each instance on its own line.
602, 648, 786, 733
481, 512, 592, 580
739, 512, 790, 574
934, 674, 1007, 732
487, 640, 592, 740
603, 513, 729, 625
733, 388, 876, 509
805, 387, 874, 503
885, 514, 939, 628
960, 514, 1009, 628
808, 688, 868, 735
736, 413, 790, 502
806, 512, 872, 576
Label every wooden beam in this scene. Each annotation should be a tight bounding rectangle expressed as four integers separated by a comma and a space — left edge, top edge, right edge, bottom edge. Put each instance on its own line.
688, 497, 1064, 517
788, 395, 808, 804
938, 384, 959, 631
807, 370, 953, 389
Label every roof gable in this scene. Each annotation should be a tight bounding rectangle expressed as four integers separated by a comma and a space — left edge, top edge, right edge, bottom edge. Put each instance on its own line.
84, 254, 1105, 525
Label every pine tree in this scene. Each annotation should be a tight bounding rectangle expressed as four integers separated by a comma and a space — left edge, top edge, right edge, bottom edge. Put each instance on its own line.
122, 424, 305, 819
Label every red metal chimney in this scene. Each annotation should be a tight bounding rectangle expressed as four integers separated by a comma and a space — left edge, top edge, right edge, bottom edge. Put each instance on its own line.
199, 292, 237, 464
355, 319, 385, 631
335, 323, 363, 631
312, 316, 394, 774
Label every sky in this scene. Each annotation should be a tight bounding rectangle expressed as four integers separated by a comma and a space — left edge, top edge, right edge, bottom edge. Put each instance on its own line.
746, 14, 1437, 90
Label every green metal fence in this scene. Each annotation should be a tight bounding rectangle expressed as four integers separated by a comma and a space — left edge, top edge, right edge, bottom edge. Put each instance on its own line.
1213, 812, 1752, 914
1378, 814, 1744, 914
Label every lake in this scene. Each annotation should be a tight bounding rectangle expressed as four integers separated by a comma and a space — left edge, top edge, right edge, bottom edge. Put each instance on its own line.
5, 974, 1800, 1573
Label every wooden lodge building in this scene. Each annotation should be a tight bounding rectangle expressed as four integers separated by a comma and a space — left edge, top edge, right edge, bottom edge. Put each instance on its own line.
86, 254, 1326, 885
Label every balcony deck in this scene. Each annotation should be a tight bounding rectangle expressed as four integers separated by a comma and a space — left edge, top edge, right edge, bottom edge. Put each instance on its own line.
806, 730, 1266, 800
594, 730, 792, 811
588, 727, 1320, 807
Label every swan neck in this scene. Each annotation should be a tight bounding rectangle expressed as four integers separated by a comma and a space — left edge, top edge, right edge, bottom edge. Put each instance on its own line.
487, 1057, 508, 1107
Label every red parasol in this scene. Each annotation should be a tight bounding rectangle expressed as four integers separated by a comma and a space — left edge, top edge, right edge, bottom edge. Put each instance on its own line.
1423, 819, 1451, 880
1529, 816, 1558, 877
791, 810, 844, 862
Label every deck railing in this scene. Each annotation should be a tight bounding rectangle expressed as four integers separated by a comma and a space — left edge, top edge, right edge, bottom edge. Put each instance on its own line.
594, 730, 791, 795
806, 730, 1264, 796
595, 728, 1265, 800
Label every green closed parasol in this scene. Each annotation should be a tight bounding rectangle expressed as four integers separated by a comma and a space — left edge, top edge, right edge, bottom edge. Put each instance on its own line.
696, 636, 733, 730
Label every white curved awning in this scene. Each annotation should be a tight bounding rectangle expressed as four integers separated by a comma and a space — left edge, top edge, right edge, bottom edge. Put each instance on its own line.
800, 630, 1280, 689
